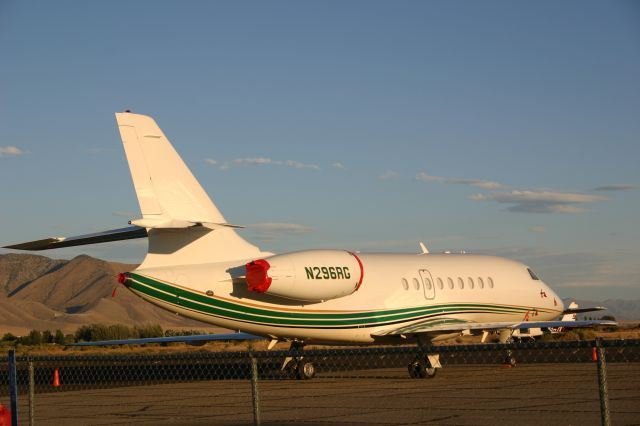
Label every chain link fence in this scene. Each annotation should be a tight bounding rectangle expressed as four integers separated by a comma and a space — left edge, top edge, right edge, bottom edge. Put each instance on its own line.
1, 339, 639, 425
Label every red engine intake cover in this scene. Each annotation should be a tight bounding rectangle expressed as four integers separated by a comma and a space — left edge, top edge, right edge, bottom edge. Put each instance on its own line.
246, 259, 272, 293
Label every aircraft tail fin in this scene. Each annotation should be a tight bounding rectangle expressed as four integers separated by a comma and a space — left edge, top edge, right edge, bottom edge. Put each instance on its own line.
115, 112, 263, 267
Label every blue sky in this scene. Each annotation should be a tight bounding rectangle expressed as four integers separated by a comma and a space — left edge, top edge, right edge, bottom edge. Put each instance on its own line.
1, 1, 638, 300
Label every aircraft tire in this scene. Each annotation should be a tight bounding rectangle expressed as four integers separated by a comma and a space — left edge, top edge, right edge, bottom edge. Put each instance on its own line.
503, 350, 517, 367
296, 361, 316, 380
424, 366, 437, 378
408, 361, 436, 379
408, 361, 421, 379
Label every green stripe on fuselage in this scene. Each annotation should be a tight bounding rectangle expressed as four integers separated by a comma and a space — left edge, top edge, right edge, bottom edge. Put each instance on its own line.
126, 272, 547, 328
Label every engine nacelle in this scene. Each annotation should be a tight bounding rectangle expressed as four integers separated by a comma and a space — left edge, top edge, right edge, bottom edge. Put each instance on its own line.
245, 250, 363, 302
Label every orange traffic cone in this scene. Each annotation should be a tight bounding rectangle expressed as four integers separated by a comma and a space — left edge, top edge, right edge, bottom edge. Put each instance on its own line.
53, 368, 61, 387
592, 347, 598, 362
0, 403, 11, 426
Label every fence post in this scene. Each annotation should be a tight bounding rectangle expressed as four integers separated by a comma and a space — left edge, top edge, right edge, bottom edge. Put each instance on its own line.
28, 360, 35, 426
250, 356, 261, 426
595, 338, 611, 426
7, 350, 19, 426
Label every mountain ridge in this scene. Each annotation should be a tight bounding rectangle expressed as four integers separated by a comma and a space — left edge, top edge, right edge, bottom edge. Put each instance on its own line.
0, 253, 226, 335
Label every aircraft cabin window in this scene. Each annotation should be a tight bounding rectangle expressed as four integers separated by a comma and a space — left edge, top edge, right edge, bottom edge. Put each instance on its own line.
447, 278, 454, 289
425, 278, 433, 290
478, 277, 484, 289
402, 278, 409, 290
527, 268, 540, 280
488, 277, 494, 288
468, 277, 474, 289
458, 277, 464, 289
437, 278, 444, 290
413, 278, 420, 290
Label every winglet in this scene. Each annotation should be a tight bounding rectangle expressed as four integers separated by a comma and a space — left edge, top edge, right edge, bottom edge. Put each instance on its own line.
419, 242, 429, 254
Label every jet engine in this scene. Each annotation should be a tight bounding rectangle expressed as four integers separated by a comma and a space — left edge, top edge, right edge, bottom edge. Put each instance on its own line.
245, 250, 363, 302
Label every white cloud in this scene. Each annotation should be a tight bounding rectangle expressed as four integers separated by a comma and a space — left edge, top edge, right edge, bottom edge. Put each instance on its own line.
285, 160, 320, 170
449, 179, 503, 189
332, 162, 346, 169
379, 170, 399, 180
215, 157, 319, 170
416, 172, 503, 189
470, 190, 607, 214
0, 146, 24, 157
528, 226, 546, 233
247, 223, 315, 234
112, 211, 137, 217
554, 279, 612, 288
234, 157, 277, 166
593, 184, 639, 191
469, 193, 487, 201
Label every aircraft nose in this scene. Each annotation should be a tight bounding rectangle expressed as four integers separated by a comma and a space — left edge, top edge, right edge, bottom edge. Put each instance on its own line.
546, 284, 564, 311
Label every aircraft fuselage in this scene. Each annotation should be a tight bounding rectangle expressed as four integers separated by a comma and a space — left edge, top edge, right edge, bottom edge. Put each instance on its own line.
121, 251, 563, 344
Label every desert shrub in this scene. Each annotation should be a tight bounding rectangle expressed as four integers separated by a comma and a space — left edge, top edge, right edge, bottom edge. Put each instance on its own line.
576, 328, 596, 340
75, 325, 92, 342
558, 331, 580, 341
134, 323, 163, 338
19, 330, 43, 345
75, 324, 134, 341
2, 333, 17, 342
164, 329, 207, 337
54, 330, 65, 345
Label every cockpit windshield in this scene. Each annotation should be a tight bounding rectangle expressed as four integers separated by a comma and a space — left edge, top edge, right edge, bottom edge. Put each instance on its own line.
527, 268, 540, 280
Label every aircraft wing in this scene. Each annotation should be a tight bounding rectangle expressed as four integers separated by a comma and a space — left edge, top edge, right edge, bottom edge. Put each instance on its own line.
68, 332, 265, 347
372, 318, 617, 337
562, 306, 607, 314
3, 226, 148, 251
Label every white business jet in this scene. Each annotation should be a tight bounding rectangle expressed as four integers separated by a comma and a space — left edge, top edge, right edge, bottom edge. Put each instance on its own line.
4, 112, 612, 379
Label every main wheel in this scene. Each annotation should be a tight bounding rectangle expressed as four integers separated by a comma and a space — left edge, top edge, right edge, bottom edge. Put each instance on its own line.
424, 366, 437, 378
407, 360, 437, 379
296, 361, 316, 380
503, 350, 517, 367
504, 356, 517, 367
408, 361, 421, 379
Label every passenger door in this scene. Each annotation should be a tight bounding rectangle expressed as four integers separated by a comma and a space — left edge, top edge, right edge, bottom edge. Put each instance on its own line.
419, 269, 436, 300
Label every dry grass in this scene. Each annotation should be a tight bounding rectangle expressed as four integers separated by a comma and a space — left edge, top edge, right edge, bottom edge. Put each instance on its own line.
3, 323, 637, 357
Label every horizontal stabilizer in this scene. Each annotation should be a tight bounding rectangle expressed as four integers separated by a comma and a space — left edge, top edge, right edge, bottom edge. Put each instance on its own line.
3, 226, 147, 251
68, 332, 265, 347
129, 217, 245, 230
562, 306, 607, 315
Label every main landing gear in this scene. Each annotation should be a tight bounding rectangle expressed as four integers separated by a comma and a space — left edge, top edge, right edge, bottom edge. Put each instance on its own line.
282, 341, 316, 380
408, 353, 440, 379
503, 350, 517, 367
